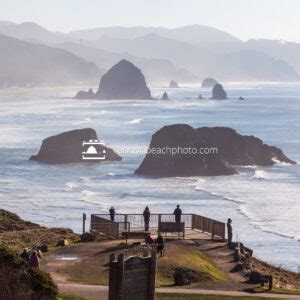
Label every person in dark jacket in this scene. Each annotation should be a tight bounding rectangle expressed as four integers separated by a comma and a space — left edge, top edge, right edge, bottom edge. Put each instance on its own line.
143, 206, 151, 231
109, 206, 115, 222
20, 248, 30, 262
146, 233, 154, 245
173, 205, 182, 223
155, 234, 164, 256
227, 218, 233, 247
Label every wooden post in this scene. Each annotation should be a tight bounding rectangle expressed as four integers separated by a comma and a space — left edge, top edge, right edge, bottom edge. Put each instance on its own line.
124, 214, 128, 231
82, 213, 86, 234
158, 214, 161, 234
211, 221, 215, 240
109, 254, 116, 300
148, 250, 157, 300
116, 254, 124, 300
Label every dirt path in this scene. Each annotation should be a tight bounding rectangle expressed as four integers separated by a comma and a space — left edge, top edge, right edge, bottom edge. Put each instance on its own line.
58, 283, 300, 299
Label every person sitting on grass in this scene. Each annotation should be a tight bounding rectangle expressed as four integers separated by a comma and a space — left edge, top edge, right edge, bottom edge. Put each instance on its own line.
155, 234, 164, 256
29, 250, 40, 269
146, 233, 154, 245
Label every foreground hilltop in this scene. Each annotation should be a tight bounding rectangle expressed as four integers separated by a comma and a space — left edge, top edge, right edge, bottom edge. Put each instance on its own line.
76, 59, 153, 100
0, 209, 79, 251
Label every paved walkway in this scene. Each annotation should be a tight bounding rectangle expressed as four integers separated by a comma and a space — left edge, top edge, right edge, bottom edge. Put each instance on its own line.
58, 283, 300, 299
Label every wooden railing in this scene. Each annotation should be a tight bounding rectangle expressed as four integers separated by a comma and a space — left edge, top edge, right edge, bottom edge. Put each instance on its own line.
90, 213, 225, 240
90, 214, 120, 239
192, 215, 225, 239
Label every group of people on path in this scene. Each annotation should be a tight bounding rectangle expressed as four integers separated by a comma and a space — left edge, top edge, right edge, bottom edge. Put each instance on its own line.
20, 248, 40, 268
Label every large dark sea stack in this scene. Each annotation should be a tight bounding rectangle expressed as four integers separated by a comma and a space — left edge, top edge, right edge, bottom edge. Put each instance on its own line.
196, 127, 296, 166
135, 125, 295, 177
201, 77, 219, 88
30, 128, 121, 164
94, 59, 152, 100
135, 124, 237, 177
211, 84, 227, 100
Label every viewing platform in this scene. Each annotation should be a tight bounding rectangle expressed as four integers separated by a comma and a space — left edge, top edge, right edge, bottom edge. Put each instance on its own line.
89, 213, 226, 241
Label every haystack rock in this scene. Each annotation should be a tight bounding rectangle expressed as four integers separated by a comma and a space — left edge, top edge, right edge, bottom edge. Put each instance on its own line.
135, 125, 295, 177
201, 77, 219, 88
75, 88, 95, 99
169, 80, 179, 88
211, 84, 228, 100
96, 59, 152, 99
30, 128, 121, 164
161, 92, 169, 100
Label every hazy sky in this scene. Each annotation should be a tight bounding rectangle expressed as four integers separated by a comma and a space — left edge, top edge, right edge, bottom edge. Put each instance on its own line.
1, 0, 300, 41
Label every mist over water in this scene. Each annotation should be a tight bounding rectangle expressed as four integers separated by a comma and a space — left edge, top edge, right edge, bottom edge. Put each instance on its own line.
0, 83, 300, 271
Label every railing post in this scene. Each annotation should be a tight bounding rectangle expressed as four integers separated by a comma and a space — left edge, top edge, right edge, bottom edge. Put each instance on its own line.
158, 214, 161, 233
82, 212, 86, 234
191, 214, 195, 230
124, 214, 128, 231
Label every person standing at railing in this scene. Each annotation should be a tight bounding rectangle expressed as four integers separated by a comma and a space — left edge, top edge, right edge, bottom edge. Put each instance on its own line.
227, 218, 233, 247
143, 206, 151, 231
109, 206, 115, 222
174, 205, 182, 223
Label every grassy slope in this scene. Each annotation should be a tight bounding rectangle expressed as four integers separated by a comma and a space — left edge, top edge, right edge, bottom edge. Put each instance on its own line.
0, 209, 79, 252
0, 246, 58, 300
60, 242, 227, 287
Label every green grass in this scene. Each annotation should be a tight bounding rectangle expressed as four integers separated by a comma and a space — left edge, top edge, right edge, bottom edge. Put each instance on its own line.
156, 246, 227, 287
156, 293, 279, 300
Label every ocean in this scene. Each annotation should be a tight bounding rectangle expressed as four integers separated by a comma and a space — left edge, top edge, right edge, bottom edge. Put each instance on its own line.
0, 83, 299, 272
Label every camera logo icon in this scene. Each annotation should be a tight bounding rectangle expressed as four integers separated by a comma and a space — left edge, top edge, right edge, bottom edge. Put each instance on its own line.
82, 139, 106, 160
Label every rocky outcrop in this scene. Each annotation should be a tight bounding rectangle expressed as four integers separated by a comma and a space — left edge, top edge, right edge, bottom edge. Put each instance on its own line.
161, 92, 169, 100
75, 60, 152, 100
95, 59, 152, 99
201, 77, 218, 88
135, 125, 295, 177
30, 128, 121, 164
75, 88, 95, 99
196, 127, 295, 166
211, 84, 227, 100
239, 96, 245, 100
198, 94, 203, 99
135, 124, 237, 177
169, 80, 179, 88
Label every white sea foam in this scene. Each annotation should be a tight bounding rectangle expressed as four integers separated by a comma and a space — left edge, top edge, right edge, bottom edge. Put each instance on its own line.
251, 170, 271, 180
272, 157, 292, 166
125, 118, 143, 124
64, 181, 80, 191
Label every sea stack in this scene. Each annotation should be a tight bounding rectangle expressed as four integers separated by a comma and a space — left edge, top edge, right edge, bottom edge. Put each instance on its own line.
161, 92, 169, 100
135, 124, 237, 177
201, 77, 219, 88
75, 60, 152, 100
211, 84, 228, 100
169, 80, 179, 88
75, 88, 95, 100
135, 124, 295, 177
95, 60, 152, 99
30, 128, 121, 164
